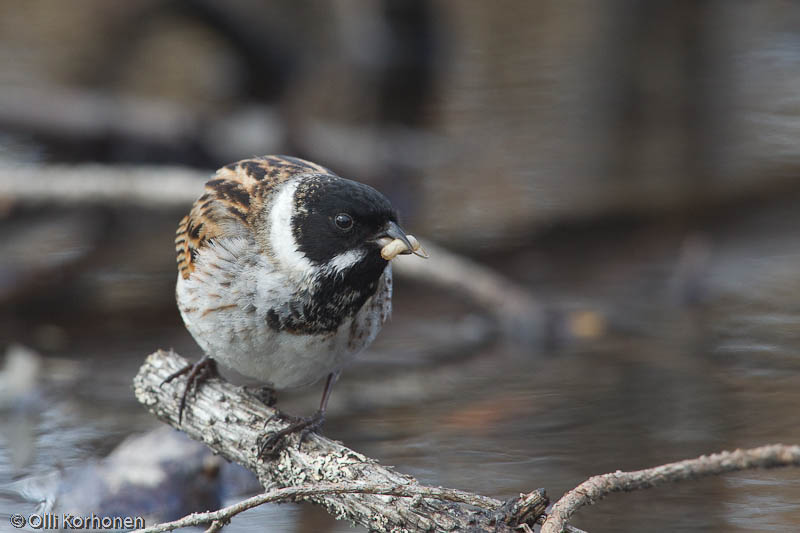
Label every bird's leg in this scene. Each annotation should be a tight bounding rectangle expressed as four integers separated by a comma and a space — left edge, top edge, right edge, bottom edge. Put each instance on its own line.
257, 371, 340, 458
161, 355, 218, 425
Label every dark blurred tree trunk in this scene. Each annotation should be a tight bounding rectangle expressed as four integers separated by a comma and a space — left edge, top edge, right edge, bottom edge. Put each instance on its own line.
603, 0, 718, 197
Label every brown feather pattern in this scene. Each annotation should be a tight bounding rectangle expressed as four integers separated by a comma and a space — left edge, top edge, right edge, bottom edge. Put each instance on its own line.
175, 155, 335, 279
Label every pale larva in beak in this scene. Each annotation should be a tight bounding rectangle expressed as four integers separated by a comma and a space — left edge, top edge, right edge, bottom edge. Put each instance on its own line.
380, 234, 429, 260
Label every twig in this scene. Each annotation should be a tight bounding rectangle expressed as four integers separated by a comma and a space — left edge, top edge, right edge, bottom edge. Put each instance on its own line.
134, 481, 505, 533
135, 351, 800, 533
133, 349, 547, 532
496, 489, 588, 533
0, 162, 202, 207
540, 444, 800, 533
392, 241, 545, 341
535, 518, 588, 533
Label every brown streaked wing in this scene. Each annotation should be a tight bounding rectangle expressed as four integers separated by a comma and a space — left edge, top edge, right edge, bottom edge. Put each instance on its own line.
175, 156, 336, 279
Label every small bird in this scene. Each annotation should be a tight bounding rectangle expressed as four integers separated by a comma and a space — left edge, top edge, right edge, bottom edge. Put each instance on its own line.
168, 155, 426, 454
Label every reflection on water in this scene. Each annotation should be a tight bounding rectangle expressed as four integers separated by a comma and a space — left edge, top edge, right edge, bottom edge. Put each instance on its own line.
2, 201, 800, 533
2, 294, 799, 532
3, 2, 800, 531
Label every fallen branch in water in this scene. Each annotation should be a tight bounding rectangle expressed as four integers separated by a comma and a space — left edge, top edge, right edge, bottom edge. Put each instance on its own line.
133, 349, 548, 533
392, 242, 545, 342
0, 162, 203, 207
135, 481, 532, 533
134, 349, 800, 533
540, 444, 800, 533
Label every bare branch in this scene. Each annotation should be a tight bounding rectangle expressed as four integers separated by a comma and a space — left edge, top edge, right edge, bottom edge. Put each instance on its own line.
540, 444, 800, 533
392, 241, 545, 341
134, 481, 511, 533
134, 351, 800, 533
133, 349, 547, 532
0, 162, 202, 207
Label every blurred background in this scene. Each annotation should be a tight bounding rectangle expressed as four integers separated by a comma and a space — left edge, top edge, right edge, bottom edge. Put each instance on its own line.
1, 1, 800, 532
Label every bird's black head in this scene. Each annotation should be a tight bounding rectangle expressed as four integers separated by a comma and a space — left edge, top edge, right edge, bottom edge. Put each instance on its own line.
292, 175, 400, 273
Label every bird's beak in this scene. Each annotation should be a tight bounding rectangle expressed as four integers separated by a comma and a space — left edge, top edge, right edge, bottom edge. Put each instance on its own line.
375, 221, 429, 260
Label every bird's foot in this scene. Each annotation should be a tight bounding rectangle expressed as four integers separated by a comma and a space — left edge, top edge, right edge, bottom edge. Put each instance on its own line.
160, 355, 218, 424
257, 410, 326, 459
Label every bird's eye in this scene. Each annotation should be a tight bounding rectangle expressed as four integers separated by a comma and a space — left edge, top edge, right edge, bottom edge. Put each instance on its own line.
334, 213, 353, 231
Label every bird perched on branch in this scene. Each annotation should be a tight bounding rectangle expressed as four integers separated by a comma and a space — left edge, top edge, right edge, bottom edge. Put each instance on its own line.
168, 155, 426, 455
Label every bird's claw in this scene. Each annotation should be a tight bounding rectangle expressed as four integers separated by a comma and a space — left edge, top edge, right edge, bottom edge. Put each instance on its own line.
160, 355, 218, 424
257, 410, 326, 459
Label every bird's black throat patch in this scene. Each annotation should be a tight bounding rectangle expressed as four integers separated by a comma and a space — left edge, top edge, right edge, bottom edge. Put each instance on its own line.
266, 254, 387, 335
